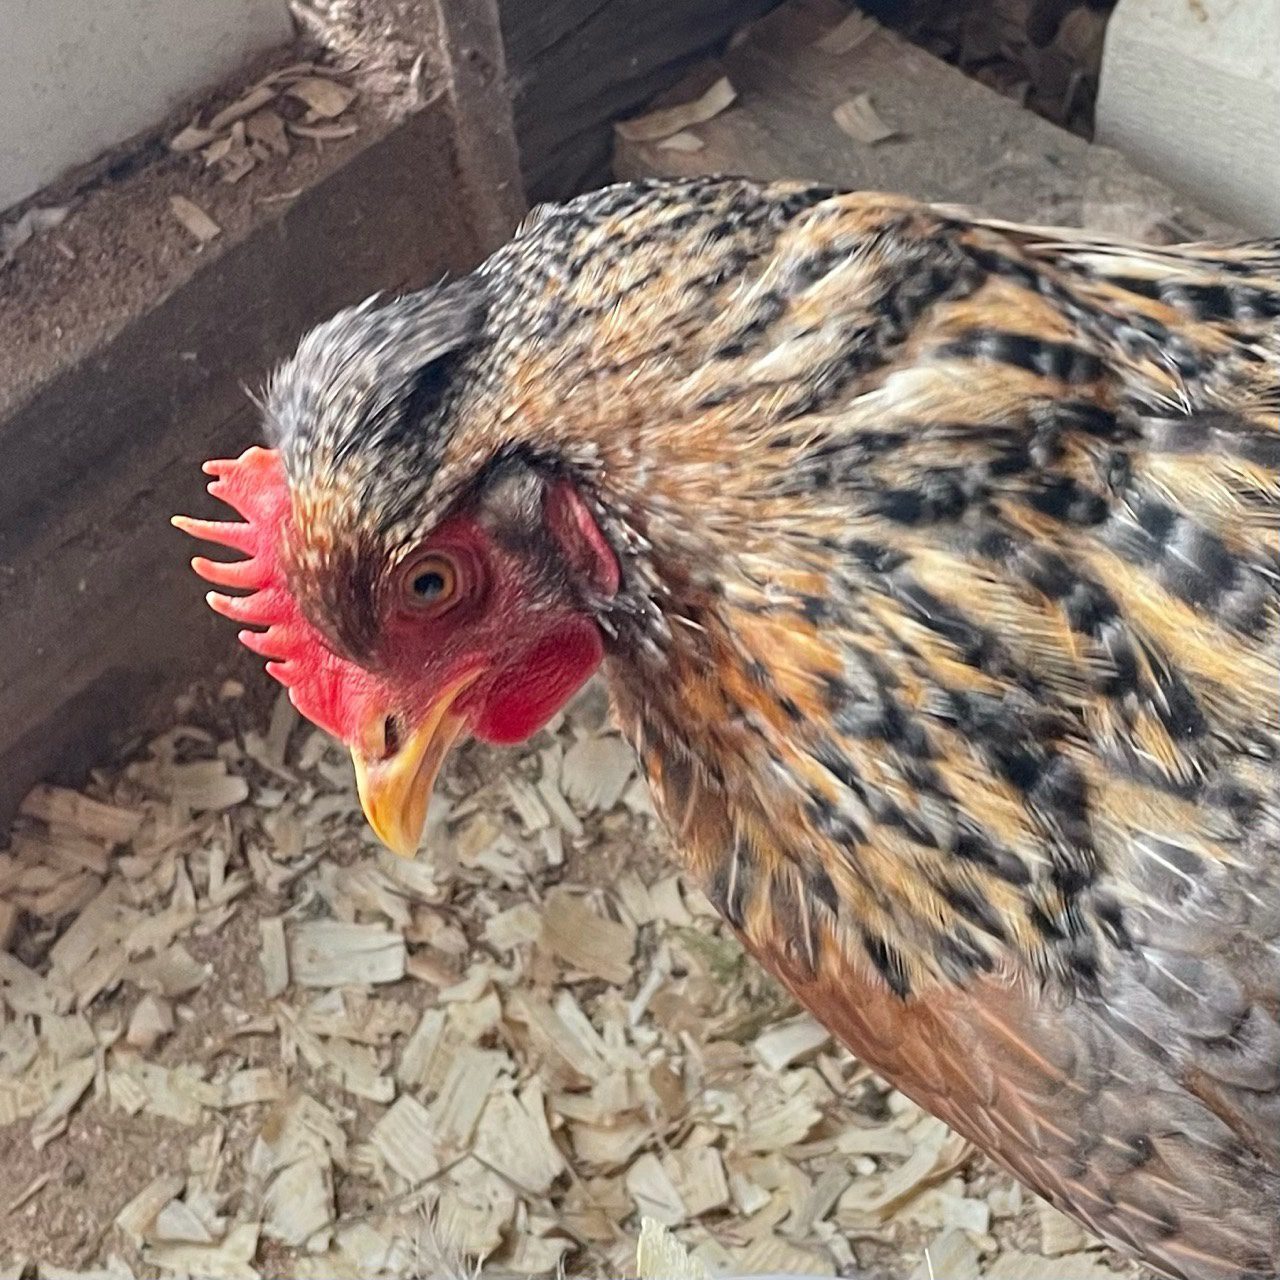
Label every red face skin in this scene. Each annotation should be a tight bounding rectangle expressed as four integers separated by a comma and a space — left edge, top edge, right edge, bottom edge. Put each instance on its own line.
175, 448, 618, 855
373, 494, 613, 751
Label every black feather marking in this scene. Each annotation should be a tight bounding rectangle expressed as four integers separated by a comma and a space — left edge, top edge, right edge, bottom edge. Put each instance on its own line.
1102, 491, 1259, 621
1111, 275, 1280, 323
1030, 756, 1095, 872
1145, 412, 1280, 466
800, 594, 835, 624
953, 829, 1033, 887
807, 792, 865, 847
1026, 477, 1109, 525
939, 331, 1103, 384
887, 576, 1036, 691
873, 471, 971, 525
863, 932, 912, 998
935, 878, 1010, 942
1028, 902, 1066, 942
807, 865, 840, 917
937, 925, 996, 979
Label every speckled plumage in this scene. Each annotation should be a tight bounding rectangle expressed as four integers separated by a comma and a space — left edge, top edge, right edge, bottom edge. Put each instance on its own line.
258, 178, 1280, 1278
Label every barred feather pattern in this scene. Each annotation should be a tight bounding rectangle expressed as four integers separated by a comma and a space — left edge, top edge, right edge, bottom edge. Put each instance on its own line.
267, 178, 1280, 1279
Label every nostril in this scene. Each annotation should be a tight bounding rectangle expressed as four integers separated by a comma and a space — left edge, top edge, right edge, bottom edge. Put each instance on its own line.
383, 715, 402, 758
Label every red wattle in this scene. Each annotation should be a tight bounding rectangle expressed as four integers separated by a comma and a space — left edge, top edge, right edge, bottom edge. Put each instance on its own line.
471, 617, 604, 745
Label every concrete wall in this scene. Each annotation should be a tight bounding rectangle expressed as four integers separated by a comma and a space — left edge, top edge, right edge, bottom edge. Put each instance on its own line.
1097, 0, 1280, 234
0, 0, 293, 213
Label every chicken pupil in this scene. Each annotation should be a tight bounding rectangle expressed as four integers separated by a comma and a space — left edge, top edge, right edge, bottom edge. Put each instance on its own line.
412, 570, 446, 600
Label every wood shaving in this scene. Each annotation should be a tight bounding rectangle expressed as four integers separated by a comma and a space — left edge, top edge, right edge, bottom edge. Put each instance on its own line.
168, 63, 359, 186
116, 1173, 188, 1247
833, 93, 899, 144
1038, 1200, 1099, 1255
145, 1222, 259, 1279
559, 734, 635, 812
289, 122, 360, 142
615, 77, 737, 143
912, 1227, 980, 1280
288, 921, 406, 987
816, 9, 880, 55
473, 1081, 564, 1195
1, 205, 70, 259
245, 110, 291, 158
258, 916, 289, 998
663, 1145, 730, 1219
30, 1057, 95, 1149
0, 676, 1111, 1277
428, 1045, 507, 1156
636, 1218, 709, 1280
541, 889, 635, 984
261, 1154, 332, 1248
19, 786, 142, 845
125, 994, 174, 1051
153, 1197, 216, 1244
285, 77, 358, 119
753, 1012, 831, 1071
626, 1153, 686, 1227
168, 196, 221, 245
207, 85, 279, 135
986, 1251, 1118, 1280
655, 132, 705, 153
368, 1094, 439, 1185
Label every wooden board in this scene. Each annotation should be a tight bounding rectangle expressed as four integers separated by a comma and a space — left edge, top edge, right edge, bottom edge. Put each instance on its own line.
613, 0, 1235, 238
0, 0, 524, 827
500, 0, 774, 201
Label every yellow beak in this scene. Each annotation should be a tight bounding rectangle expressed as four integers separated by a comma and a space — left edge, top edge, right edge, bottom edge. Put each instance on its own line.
350, 673, 476, 857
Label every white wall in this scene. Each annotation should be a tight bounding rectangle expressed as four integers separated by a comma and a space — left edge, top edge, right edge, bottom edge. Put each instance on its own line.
1097, 0, 1280, 233
0, 0, 293, 213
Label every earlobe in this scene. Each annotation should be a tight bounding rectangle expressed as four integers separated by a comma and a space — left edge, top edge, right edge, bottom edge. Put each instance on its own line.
545, 480, 620, 597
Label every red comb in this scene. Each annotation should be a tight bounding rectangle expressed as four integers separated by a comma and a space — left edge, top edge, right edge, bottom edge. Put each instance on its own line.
173, 446, 387, 745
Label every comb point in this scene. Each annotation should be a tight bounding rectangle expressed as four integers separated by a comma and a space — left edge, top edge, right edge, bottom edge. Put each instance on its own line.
239, 627, 289, 659
179, 444, 362, 744
205, 590, 239, 619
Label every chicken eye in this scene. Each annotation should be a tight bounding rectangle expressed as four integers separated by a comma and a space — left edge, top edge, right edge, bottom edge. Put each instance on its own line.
403, 554, 459, 613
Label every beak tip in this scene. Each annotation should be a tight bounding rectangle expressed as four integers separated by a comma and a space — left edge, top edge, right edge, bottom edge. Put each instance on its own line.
351, 749, 431, 860
380, 829, 424, 859
349, 674, 477, 862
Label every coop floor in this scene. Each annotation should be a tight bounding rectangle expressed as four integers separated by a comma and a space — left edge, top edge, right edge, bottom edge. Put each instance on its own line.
0, 675, 1145, 1280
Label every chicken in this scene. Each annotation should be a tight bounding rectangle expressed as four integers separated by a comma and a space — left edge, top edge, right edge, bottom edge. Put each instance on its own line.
175, 177, 1280, 1280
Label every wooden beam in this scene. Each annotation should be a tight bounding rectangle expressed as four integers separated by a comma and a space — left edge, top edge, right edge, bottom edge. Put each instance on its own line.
0, 7, 524, 825
500, 0, 774, 201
